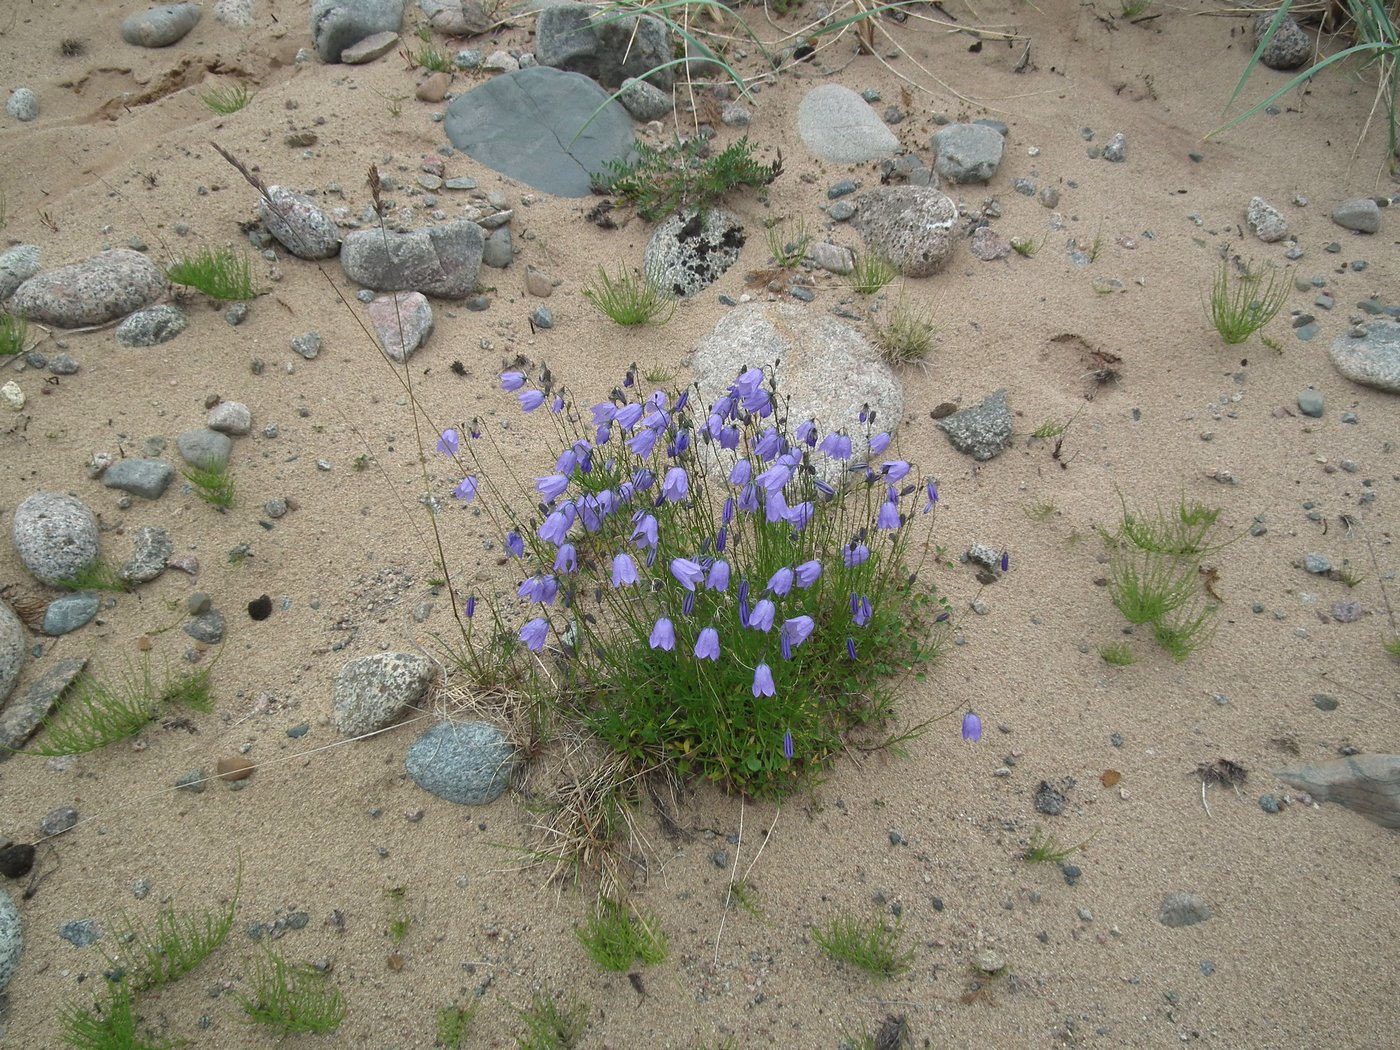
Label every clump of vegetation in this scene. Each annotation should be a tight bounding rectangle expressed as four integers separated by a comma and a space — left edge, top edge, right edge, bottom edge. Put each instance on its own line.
1385, 634, 1400, 660
436, 1002, 480, 1048
0, 311, 26, 356
57, 557, 130, 593
412, 44, 453, 72
872, 298, 936, 368
516, 992, 587, 1050
26, 661, 213, 756
1023, 827, 1092, 864
183, 462, 236, 509
1010, 235, 1043, 257
846, 253, 898, 295
812, 911, 914, 979
582, 266, 674, 327
104, 879, 238, 992
240, 952, 346, 1036
166, 246, 260, 301
765, 215, 810, 269
199, 82, 250, 115
1205, 257, 1289, 344
1099, 642, 1137, 666
598, 135, 781, 221
575, 898, 668, 971
60, 982, 169, 1050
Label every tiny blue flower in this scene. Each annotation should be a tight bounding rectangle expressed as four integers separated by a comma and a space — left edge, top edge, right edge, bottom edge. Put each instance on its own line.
649, 617, 676, 651
553, 543, 577, 574
537, 474, 569, 502
454, 476, 479, 502
519, 389, 545, 412
846, 637, 857, 660
591, 402, 617, 426
794, 560, 822, 588
962, 712, 982, 743
782, 730, 794, 760
506, 531, 525, 559
519, 617, 548, 651
706, 559, 731, 592
850, 594, 872, 627
869, 432, 892, 455
719, 426, 740, 450
1000, 551, 1010, 573
781, 615, 815, 648
628, 427, 659, 458
695, 627, 720, 661
611, 553, 638, 588
877, 500, 901, 530
783, 501, 813, 531
881, 460, 911, 482
738, 483, 759, 515
842, 543, 870, 568
753, 429, 781, 461
794, 420, 816, 447
729, 459, 752, 487
500, 371, 526, 392
670, 557, 705, 591
631, 514, 658, 550
819, 432, 852, 460
715, 525, 728, 553
436, 429, 459, 456
615, 403, 643, 430
662, 466, 689, 503
538, 504, 574, 544
722, 497, 735, 525
752, 663, 775, 698
749, 599, 776, 633
465, 595, 476, 618
766, 567, 794, 597
551, 394, 565, 413
922, 478, 939, 513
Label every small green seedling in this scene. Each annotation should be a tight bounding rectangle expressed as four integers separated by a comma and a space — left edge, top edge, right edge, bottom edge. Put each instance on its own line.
1010, 235, 1043, 258
166, 246, 260, 301
1384, 635, 1400, 660
765, 215, 811, 269
582, 266, 674, 327
0, 311, 26, 356
515, 992, 587, 1050
1205, 257, 1289, 344
200, 82, 250, 115
183, 463, 236, 509
58, 557, 130, 593
436, 1002, 480, 1048
240, 952, 346, 1036
104, 875, 239, 992
641, 363, 677, 383
1023, 828, 1093, 864
872, 297, 936, 368
413, 45, 452, 72
27, 661, 213, 756
60, 981, 170, 1050
846, 253, 898, 295
385, 886, 411, 944
1022, 501, 1057, 522
1099, 642, 1137, 667
575, 898, 668, 971
599, 135, 782, 221
812, 911, 913, 979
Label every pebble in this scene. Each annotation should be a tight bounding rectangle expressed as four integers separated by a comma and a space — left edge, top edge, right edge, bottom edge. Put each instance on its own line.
58, 918, 101, 946
258, 186, 341, 260
120, 525, 172, 585
1159, 892, 1210, 927
404, 721, 514, 805
1033, 781, 1067, 816
828, 180, 858, 200
0, 245, 41, 299
334, 652, 436, 737
121, 3, 201, 47
828, 201, 856, 222
1331, 198, 1380, 234
116, 305, 187, 347
175, 769, 206, 792
207, 401, 252, 435
216, 756, 256, 782
1303, 553, 1332, 575
38, 806, 79, 837
1296, 389, 1324, 417
176, 429, 232, 471
5, 87, 39, 122
291, 331, 322, 359
184, 610, 226, 644
1246, 196, 1288, 242
0, 891, 19, 994
101, 458, 175, 499
42, 594, 99, 636
132, 879, 151, 900
1258, 794, 1280, 814
531, 306, 554, 330
1102, 132, 1128, 162
368, 292, 434, 362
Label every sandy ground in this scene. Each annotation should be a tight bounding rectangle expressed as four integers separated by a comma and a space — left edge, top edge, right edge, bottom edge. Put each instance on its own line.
1, 1, 1398, 1047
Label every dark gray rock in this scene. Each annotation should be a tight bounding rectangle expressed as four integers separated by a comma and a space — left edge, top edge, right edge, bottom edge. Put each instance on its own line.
444, 67, 636, 198
119, 525, 173, 584
310, 0, 405, 63
0, 601, 22, 705
0, 889, 20, 994
644, 209, 743, 299
617, 76, 672, 122
11, 249, 167, 328
418, 0, 491, 36
115, 304, 187, 347
101, 459, 174, 500
367, 291, 433, 362
42, 594, 99, 636
481, 228, 513, 269
1332, 197, 1381, 233
340, 220, 483, 298
207, 401, 251, 435
1329, 321, 1400, 393
121, 3, 202, 47
853, 186, 958, 277
1102, 132, 1128, 162
11, 493, 99, 586
340, 29, 400, 63
49, 354, 79, 375
291, 331, 322, 359
0, 245, 41, 300
58, 919, 100, 947
405, 720, 514, 804
797, 85, 898, 163
0, 658, 86, 756
1159, 891, 1211, 928
38, 806, 78, 837
184, 610, 226, 645
1296, 389, 1324, 417
5, 88, 39, 122
1246, 196, 1288, 243
258, 186, 341, 260
1033, 780, 1066, 815
690, 302, 902, 480
534, 6, 672, 89
936, 389, 1013, 461
1253, 13, 1312, 70
176, 429, 233, 471
931, 123, 1004, 184
332, 652, 436, 737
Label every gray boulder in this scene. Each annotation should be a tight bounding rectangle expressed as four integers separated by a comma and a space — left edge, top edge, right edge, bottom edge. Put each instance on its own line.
936, 389, 1013, 461
931, 123, 1004, 184
119, 525, 173, 584
1328, 321, 1400, 393
121, 3, 202, 47
332, 652, 436, 737
444, 67, 635, 198
405, 720, 514, 805
11, 249, 167, 328
368, 291, 433, 362
11, 492, 99, 586
690, 302, 902, 478
340, 220, 483, 298
176, 429, 233, 471
311, 0, 405, 63
101, 459, 175, 500
5, 88, 38, 122
534, 5, 672, 89
258, 186, 341, 260
644, 209, 744, 299
1246, 196, 1288, 242
418, 0, 492, 36
116, 305, 187, 347
1253, 13, 1312, 70
0, 600, 23, 706
0, 888, 20, 994
42, 593, 99, 637
853, 186, 959, 277
796, 85, 898, 163
1332, 197, 1380, 234
0, 245, 41, 300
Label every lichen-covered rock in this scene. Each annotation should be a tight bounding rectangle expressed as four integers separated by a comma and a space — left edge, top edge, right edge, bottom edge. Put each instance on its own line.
854, 186, 958, 277
332, 652, 436, 737
11, 250, 167, 328
258, 186, 341, 260
11, 492, 100, 586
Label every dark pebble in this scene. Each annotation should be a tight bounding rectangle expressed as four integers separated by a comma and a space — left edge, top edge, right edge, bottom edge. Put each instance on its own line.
827, 180, 858, 200
39, 806, 78, 837
931, 896, 944, 911
248, 594, 273, 621
0, 843, 36, 878
59, 919, 101, 946
1110, 732, 1124, 748
531, 307, 553, 330
1201, 960, 1215, 976
287, 723, 310, 738
1325, 242, 1341, 253
711, 848, 729, 869
1258, 794, 1280, 814
1350, 260, 1367, 271
888, 831, 903, 846
1061, 863, 1082, 886
789, 287, 815, 302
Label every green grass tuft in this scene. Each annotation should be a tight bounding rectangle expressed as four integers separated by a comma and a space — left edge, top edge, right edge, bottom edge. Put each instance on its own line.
61, 981, 174, 1050
413, 44, 452, 72
27, 662, 214, 756
1115, 495, 1224, 558
0, 311, 26, 356
1205, 257, 1289, 344
1099, 642, 1137, 666
846, 253, 898, 295
183, 463, 236, 509
582, 266, 674, 327
516, 992, 587, 1050
1120, 0, 1153, 16
575, 898, 668, 971
200, 82, 250, 115
1385, 634, 1400, 660
240, 952, 346, 1036
1150, 605, 1217, 662
765, 215, 810, 269
436, 1002, 480, 1048
599, 135, 781, 222
1024, 827, 1092, 864
104, 876, 238, 992
1010, 235, 1042, 257
166, 246, 260, 302
57, 557, 131, 593
1023, 501, 1057, 522
872, 298, 936, 368
1108, 553, 1199, 627
812, 911, 913, 979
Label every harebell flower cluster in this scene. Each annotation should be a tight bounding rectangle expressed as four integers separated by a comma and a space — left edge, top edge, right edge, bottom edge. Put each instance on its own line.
436, 363, 963, 797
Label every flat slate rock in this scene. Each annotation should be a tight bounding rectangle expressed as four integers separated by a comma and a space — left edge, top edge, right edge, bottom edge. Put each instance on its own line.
11, 249, 167, 328
1159, 891, 1211, 928
0, 657, 87, 757
42, 593, 99, 637
332, 651, 436, 737
534, 6, 672, 90
405, 720, 514, 805
340, 220, 483, 298
797, 85, 898, 163
101, 458, 174, 499
936, 389, 1014, 461
311, 0, 405, 62
444, 67, 636, 198
1274, 754, 1400, 829
1329, 321, 1400, 393
11, 492, 100, 586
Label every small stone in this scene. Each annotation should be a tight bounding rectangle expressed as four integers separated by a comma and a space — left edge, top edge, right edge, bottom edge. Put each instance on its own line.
101, 459, 174, 500
187, 592, 211, 615
176, 429, 232, 471
121, 3, 201, 47
184, 610, 226, 644
1296, 389, 1324, 417
828, 180, 858, 200
216, 756, 256, 782
1258, 794, 1280, 814
1159, 891, 1211, 927
405, 721, 514, 805
59, 918, 101, 947
711, 849, 729, 869
1332, 198, 1381, 234
1033, 781, 1067, 816
41, 594, 99, 637
5, 88, 39, 122
1302, 553, 1331, 575
175, 769, 206, 793
829, 201, 856, 222
531, 306, 554, 330
1246, 197, 1288, 243
416, 72, 452, 104
115, 305, 187, 347
807, 242, 853, 275
1102, 133, 1128, 162
207, 401, 252, 435
368, 292, 434, 363
38, 805, 79, 837
291, 331, 322, 359
974, 949, 1006, 974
